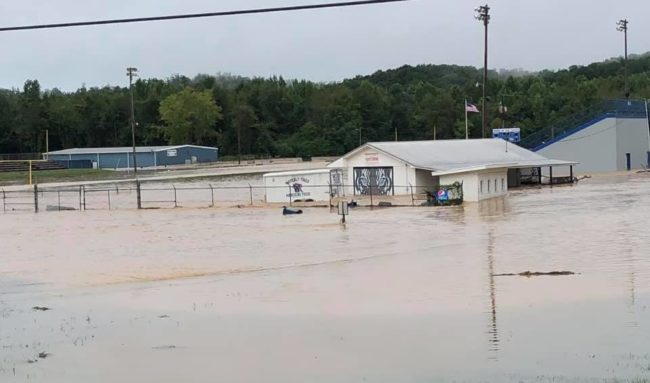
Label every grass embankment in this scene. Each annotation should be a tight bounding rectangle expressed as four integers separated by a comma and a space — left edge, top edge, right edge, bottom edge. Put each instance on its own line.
0, 169, 128, 186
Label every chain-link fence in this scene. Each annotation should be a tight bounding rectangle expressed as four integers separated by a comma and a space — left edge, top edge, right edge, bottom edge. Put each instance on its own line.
1, 182, 448, 213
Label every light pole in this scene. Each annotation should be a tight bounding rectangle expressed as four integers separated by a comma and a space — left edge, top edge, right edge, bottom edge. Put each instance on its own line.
617, 19, 629, 99
475, 4, 490, 138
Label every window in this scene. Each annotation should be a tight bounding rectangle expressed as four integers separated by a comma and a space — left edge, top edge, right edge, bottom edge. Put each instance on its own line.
480, 180, 484, 194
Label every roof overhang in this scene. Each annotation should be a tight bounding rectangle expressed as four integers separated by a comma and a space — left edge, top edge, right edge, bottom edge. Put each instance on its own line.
431, 160, 579, 177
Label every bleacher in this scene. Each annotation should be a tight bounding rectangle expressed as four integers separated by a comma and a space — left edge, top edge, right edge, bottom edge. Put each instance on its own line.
0, 160, 66, 173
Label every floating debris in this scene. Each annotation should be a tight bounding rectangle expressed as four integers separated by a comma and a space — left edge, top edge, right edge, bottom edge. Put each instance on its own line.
493, 271, 577, 277
32, 307, 51, 311
38, 352, 50, 359
158, 315, 170, 319
282, 206, 303, 215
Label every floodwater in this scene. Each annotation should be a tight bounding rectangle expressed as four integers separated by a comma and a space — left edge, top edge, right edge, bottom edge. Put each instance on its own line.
2, 174, 650, 382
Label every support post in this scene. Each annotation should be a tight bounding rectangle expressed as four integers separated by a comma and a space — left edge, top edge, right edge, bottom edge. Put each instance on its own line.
57, 190, 61, 211
2, 188, 5, 213
136, 180, 142, 209
410, 184, 415, 206
173, 184, 178, 208
79, 186, 82, 211
549, 166, 553, 187
82, 185, 86, 210
538, 167, 542, 185
28, 160, 33, 186
33, 184, 39, 213
209, 184, 215, 207
249, 183, 253, 206
369, 184, 374, 210
570, 165, 574, 183
107, 190, 111, 210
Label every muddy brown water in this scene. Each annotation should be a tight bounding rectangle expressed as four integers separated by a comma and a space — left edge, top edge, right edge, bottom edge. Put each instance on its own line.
1, 174, 650, 382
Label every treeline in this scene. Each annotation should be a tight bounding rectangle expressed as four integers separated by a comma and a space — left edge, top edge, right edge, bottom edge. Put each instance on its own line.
1, 53, 650, 157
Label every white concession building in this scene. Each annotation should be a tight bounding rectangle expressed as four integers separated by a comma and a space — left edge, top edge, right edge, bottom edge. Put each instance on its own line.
326, 139, 575, 202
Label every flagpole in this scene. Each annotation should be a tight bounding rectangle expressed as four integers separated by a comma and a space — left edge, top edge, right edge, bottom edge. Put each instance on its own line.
465, 99, 469, 140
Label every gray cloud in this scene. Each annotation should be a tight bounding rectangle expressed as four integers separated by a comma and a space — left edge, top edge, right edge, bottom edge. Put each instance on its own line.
0, 0, 648, 90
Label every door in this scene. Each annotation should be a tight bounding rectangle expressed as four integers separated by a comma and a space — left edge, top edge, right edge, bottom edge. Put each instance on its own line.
353, 167, 394, 196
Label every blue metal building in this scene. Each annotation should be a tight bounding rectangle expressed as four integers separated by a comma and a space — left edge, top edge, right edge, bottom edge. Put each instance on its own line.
47, 145, 219, 169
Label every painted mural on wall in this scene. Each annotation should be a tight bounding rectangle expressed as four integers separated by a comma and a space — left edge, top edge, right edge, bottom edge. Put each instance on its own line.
285, 176, 312, 200
353, 167, 394, 196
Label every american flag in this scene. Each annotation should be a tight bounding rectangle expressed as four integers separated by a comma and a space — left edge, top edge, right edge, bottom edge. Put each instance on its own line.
466, 103, 480, 113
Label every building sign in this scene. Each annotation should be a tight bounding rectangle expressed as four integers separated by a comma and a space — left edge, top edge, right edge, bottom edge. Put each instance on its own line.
167, 149, 178, 157
286, 176, 312, 199
365, 152, 380, 164
492, 128, 521, 143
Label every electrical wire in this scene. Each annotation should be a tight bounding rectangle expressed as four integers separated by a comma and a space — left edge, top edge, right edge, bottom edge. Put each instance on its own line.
0, 0, 410, 32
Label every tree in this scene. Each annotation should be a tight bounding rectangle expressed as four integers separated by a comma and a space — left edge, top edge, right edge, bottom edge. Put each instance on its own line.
159, 88, 222, 145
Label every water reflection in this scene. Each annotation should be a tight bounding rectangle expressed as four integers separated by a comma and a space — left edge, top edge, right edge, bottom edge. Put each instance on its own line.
486, 227, 500, 359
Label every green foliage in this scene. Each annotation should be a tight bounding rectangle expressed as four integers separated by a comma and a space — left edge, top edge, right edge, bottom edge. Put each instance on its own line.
159, 88, 222, 145
1, 53, 649, 156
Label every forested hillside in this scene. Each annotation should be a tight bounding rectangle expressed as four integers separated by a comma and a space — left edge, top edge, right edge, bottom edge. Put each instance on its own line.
1, 53, 649, 157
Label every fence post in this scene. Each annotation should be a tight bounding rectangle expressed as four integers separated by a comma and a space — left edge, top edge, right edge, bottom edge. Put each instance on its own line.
82, 185, 86, 211
248, 184, 253, 206
78, 186, 82, 211
33, 184, 39, 213
369, 184, 374, 210
136, 181, 142, 209
288, 185, 293, 207
57, 190, 61, 211
328, 182, 332, 211
173, 184, 178, 208
209, 184, 214, 207
107, 190, 111, 210
2, 188, 5, 213
410, 184, 414, 206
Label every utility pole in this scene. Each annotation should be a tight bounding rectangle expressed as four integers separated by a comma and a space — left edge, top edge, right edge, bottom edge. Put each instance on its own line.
617, 19, 629, 99
127, 67, 141, 210
127, 67, 138, 176
475, 4, 490, 138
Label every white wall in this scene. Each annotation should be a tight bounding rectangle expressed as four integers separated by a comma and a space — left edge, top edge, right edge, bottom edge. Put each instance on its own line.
338, 147, 415, 195
414, 169, 439, 195
537, 117, 618, 173
264, 170, 333, 203
616, 118, 650, 170
537, 117, 650, 173
440, 169, 508, 202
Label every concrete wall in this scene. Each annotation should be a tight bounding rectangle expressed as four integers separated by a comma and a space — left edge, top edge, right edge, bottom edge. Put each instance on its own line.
537, 117, 649, 173
537, 117, 618, 173
616, 118, 650, 170
263, 170, 333, 203
440, 169, 508, 202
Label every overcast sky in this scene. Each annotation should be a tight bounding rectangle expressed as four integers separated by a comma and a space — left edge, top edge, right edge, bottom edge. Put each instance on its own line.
0, 0, 648, 91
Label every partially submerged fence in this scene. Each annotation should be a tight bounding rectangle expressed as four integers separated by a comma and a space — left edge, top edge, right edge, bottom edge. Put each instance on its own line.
1, 182, 449, 214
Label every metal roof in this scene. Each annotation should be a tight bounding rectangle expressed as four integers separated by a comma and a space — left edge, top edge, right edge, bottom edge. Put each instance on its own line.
328, 139, 577, 171
47, 145, 218, 156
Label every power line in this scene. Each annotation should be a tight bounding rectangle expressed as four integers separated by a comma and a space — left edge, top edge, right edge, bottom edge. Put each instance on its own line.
0, 0, 410, 32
